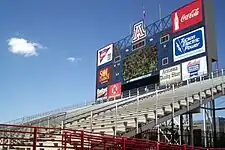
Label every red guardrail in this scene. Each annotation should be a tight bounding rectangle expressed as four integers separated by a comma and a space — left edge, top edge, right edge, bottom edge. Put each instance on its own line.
0, 124, 224, 150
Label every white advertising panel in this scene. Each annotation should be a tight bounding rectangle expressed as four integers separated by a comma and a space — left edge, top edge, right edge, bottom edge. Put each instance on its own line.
160, 65, 181, 85
96, 87, 108, 101
97, 44, 113, 66
173, 27, 206, 62
182, 56, 208, 81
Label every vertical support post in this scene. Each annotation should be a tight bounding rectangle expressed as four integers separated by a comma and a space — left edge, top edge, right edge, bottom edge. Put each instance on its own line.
188, 113, 193, 146
122, 136, 126, 150
186, 79, 190, 145
33, 127, 37, 150
61, 120, 64, 135
203, 104, 207, 147
62, 132, 67, 150
180, 115, 184, 145
104, 141, 106, 150
171, 115, 174, 144
211, 71, 217, 147
47, 116, 50, 128
80, 130, 84, 150
155, 84, 160, 142
129, 90, 131, 97
90, 111, 93, 132
222, 69, 224, 95
212, 99, 217, 148
171, 84, 175, 144
155, 142, 159, 150
136, 90, 140, 134
200, 76, 203, 106
186, 79, 190, 113
183, 144, 187, 150
114, 103, 118, 136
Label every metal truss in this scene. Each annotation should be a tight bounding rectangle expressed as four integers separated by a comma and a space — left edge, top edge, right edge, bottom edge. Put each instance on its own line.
114, 15, 172, 51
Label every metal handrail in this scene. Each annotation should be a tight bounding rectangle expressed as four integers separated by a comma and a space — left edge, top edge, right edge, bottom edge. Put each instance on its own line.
4, 69, 223, 125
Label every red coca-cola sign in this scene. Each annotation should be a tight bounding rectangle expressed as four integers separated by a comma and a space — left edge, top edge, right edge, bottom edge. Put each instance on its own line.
172, 0, 203, 33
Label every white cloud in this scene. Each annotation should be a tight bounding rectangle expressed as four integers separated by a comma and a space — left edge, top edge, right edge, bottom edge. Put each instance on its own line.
67, 57, 82, 63
7, 37, 45, 57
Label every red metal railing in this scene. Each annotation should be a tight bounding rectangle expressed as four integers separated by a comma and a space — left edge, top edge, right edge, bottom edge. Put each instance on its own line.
0, 124, 224, 150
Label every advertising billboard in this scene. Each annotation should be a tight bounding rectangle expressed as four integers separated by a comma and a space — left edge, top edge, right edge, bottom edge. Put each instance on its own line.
172, 0, 203, 33
96, 87, 108, 101
131, 20, 147, 44
97, 66, 112, 85
173, 27, 206, 62
97, 44, 113, 67
160, 65, 181, 85
108, 82, 122, 98
122, 44, 158, 83
181, 56, 208, 81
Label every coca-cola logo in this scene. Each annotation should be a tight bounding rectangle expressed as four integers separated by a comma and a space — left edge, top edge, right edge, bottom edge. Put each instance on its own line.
181, 8, 200, 22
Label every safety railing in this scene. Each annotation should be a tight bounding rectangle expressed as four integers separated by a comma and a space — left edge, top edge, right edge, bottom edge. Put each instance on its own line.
0, 124, 224, 150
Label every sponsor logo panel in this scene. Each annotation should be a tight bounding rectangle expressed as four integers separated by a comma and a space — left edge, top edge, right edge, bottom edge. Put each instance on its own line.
98, 66, 112, 85
132, 20, 147, 43
97, 44, 113, 66
160, 65, 181, 85
172, 0, 203, 33
181, 56, 207, 81
96, 87, 108, 101
108, 82, 122, 98
173, 27, 205, 62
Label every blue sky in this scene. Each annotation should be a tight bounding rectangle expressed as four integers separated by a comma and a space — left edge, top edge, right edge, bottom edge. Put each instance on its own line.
0, 0, 225, 122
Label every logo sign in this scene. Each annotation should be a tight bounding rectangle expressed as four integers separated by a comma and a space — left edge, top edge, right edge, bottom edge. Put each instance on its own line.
108, 82, 122, 98
182, 56, 207, 81
172, 0, 203, 33
96, 87, 108, 101
160, 65, 181, 85
173, 27, 205, 62
97, 44, 113, 66
132, 20, 147, 43
98, 66, 112, 85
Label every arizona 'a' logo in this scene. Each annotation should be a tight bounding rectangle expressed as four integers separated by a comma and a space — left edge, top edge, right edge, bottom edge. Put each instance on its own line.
132, 20, 146, 43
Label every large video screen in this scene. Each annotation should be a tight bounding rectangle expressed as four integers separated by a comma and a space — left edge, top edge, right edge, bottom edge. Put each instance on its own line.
122, 44, 158, 83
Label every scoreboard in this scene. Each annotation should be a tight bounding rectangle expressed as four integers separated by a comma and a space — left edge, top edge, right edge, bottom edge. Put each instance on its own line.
95, 0, 218, 102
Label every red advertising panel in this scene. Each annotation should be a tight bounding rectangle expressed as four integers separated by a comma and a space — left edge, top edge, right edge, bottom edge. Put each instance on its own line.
108, 82, 122, 98
98, 66, 112, 85
172, 0, 203, 33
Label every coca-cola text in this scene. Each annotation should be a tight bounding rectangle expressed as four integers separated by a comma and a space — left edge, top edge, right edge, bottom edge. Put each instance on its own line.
181, 8, 200, 22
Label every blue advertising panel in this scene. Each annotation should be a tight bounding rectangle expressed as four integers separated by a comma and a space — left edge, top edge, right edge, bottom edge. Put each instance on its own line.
173, 27, 206, 62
